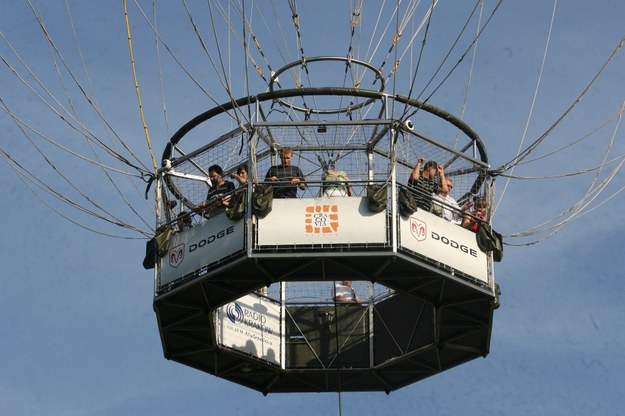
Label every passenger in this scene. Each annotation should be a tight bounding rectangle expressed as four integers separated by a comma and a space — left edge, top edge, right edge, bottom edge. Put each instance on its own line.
432, 178, 463, 224
333, 280, 362, 304
407, 158, 449, 212
265, 147, 306, 198
462, 196, 489, 232
232, 164, 249, 187
196, 164, 235, 215
176, 211, 193, 231
321, 159, 352, 197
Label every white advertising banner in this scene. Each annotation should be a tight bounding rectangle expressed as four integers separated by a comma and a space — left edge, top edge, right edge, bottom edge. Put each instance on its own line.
158, 213, 245, 287
399, 210, 488, 283
216, 294, 281, 365
257, 196, 386, 245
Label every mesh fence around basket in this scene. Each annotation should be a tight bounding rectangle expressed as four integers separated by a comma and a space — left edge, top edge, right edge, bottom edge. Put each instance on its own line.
158, 120, 487, 227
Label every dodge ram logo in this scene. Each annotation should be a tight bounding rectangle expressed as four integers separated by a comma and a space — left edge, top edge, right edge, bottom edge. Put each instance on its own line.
410, 218, 427, 242
169, 244, 185, 268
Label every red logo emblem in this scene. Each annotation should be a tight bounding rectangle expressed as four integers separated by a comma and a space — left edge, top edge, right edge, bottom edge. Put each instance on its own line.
169, 244, 185, 268
410, 218, 427, 242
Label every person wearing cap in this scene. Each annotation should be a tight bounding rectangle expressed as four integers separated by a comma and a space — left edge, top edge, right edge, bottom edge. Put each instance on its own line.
407, 158, 449, 211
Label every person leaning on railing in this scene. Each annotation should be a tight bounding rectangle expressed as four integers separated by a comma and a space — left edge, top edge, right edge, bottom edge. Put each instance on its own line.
265, 146, 307, 198
321, 159, 352, 197
462, 196, 489, 232
194, 164, 235, 216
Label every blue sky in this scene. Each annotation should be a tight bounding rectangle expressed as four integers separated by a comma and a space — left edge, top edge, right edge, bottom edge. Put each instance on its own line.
2, 1, 625, 415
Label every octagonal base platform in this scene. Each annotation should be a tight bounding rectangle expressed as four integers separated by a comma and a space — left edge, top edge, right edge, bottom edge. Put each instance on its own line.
154, 247, 495, 393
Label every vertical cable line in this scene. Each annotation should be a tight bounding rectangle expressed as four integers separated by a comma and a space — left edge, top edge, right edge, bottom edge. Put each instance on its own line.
493, 0, 558, 215
452, 0, 484, 149
124, 0, 158, 174
130, 0, 240, 127
400, 0, 493, 122
218, 0, 279, 88
241, 0, 254, 123
184, 0, 243, 126
400, 0, 504, 127
382, 0, 438, 117
61, 0, 154, 230
397, 0, 439, 119
286, 0, 323, 122
151, 0, 171, 139
188, 1, 237, 109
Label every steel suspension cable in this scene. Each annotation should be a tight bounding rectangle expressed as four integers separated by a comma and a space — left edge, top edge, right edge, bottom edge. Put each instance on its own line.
452, 0, 484, 149
61, 0, 154, 229
0, 33, 148, 175
24, 0, 151, 174
130, 0, 240, 126
402, 0, 504, 122
0, 97, 152, 235
496, 35, 625, 174
504, 100, 625, 244
124, 0, 158, 175
493, 0, 557, 215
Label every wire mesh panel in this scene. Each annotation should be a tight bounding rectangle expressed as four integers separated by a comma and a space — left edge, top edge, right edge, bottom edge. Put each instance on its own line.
158, 118, 488, 228
253, 122, 391, 198
281, 280, 394, 305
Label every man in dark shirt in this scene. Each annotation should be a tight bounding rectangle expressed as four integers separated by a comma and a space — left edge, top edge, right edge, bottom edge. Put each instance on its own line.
265, 147, 306, 198
196, 164, 235, 217
407, 158, 448, 211
206, 164, 236, 202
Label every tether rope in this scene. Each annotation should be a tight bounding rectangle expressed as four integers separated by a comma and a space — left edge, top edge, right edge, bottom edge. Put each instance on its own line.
124, 0, 158, 174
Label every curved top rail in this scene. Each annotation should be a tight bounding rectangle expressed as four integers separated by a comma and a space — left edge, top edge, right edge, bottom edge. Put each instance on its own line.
162, 87, 487, 166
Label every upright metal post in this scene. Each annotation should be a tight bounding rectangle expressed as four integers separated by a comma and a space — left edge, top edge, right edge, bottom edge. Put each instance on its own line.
390, 127, 398, 254
153, 174, 163, 295
280, 281, 286, 369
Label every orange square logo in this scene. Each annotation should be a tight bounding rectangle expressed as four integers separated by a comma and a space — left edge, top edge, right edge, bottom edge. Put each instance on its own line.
304, 204, 339, 234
